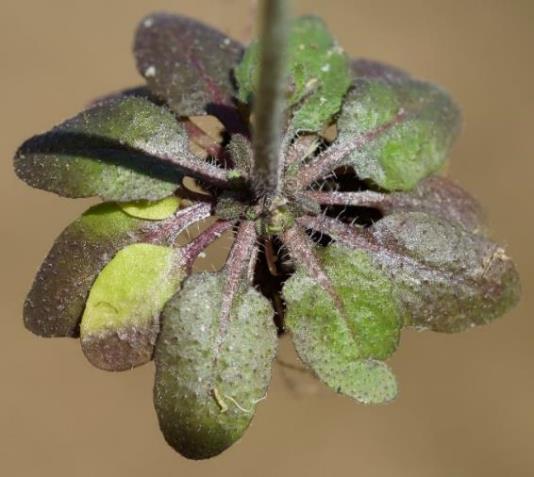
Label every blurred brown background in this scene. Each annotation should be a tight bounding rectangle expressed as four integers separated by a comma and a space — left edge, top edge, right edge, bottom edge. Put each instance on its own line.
1, 1, 533, 476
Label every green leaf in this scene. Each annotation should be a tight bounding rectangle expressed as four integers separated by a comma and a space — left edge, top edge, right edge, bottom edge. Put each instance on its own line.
235, 16, 351, 132
14, 96, 187, 201
23, 203, 165, 338
134, 13, 244, 116
370, 212, 521, 332
80, 243, 186, 371
283, 244, 402, 403
119, 196, 181, 220
336, 74, 460, 191
154, 272, 277, 459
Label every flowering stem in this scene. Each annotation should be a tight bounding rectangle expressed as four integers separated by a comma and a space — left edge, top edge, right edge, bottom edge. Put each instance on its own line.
252, 0, 291, 199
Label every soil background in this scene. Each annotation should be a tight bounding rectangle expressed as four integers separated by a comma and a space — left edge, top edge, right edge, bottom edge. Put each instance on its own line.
1, 1, 532, 476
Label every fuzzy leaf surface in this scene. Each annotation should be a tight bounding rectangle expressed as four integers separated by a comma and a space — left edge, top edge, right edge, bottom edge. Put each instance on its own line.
384, 176, 485, 232
350, 58, 412, 83
154, 272, 277, 459
14, 96, 187, 201
283, 244, 402, 403
336, 73, 460, 191
24, 203, 165, 338
80, 243, 186, 371
134, 13, 243, 116
235, 16, 351, 132
369, 212, 520, 331
24, 200, 208, 339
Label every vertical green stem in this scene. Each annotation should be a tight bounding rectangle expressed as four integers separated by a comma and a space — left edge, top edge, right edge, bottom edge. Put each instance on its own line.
252, 0, 291, 199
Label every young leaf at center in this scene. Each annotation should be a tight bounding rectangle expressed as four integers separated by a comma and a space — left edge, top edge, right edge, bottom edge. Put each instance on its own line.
235, 15, 351, 132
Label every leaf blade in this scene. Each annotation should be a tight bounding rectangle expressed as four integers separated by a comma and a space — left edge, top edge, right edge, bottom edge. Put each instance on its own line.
282, 228, 402, 404
154, 272, 277, 459
134, 13, 244, 116
23, 201, 211, 338
299, 213, 520, 333
154, 222, 276, 459
14, 96, 188, 201
335, 74, 461, 191
80, 243, 186, 371
370, 212, 521, 332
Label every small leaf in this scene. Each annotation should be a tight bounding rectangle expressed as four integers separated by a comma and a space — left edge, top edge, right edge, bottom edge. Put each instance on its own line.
80, 243, 186, 371
226, 134, 253, 173
14, 96, 187, 201
134, 13, 244, 116
369, 212, 521, 332
336, 73, 461, 191
154, 272, 277, 459
283, 240, 402, 403
119, 196, 181, 220
24, 203, 161, 338
235, 16, 351, 132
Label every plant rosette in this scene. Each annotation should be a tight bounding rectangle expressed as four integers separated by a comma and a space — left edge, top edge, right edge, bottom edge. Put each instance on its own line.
14, 11, 520, 460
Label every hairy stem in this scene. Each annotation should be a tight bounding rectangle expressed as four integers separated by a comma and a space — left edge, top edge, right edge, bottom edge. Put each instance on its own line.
252, 0, 291, 198
305, 190, 390, 208
281, 225, 337, 300
298, 111, 406, 188
142, 202, 213, 244
217, 221, 259, 351
297, 215, 378, 252
182, 220, 235, 271
162, 152, 234, 188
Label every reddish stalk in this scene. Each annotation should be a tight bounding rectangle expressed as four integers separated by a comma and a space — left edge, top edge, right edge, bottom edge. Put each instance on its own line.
181, 220, 235, 271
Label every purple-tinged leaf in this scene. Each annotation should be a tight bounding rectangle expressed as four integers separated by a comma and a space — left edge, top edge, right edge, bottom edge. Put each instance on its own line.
24, 201, 211, 338
134, 13, 244, 117
14, 96, 236, 200
87, 86, 162, 108
14, 96, 186, 201
78, 218, 232, 372
300, 212, 520, 332
307, 175, 485, 233
350, 58, 411, 83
